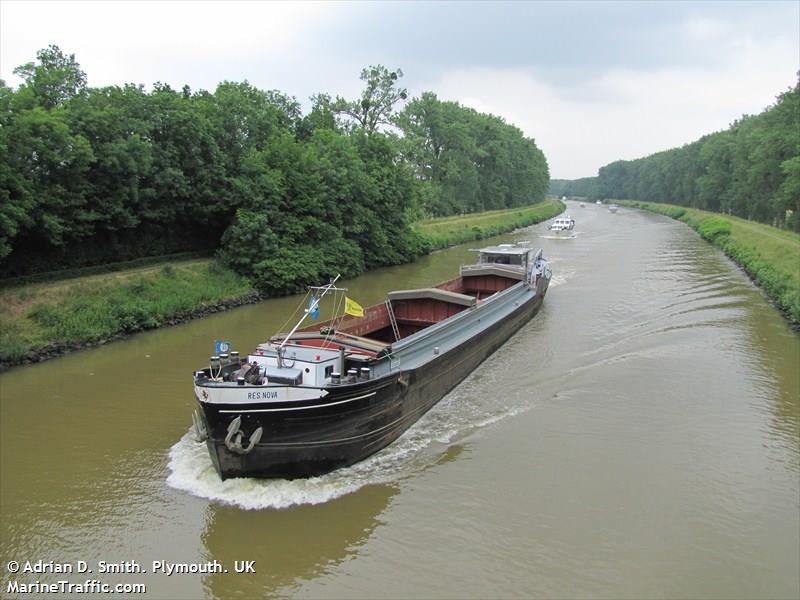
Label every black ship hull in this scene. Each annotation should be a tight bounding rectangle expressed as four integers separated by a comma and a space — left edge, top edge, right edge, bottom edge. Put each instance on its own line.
196, 288, 545, 480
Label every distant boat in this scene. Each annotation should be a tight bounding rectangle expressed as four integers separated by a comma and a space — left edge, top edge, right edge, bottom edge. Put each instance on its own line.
580, 202, 585, 208
549, 216, 576, 235
190, 244, 552, 480
608, 204, 619, 213
595, 200, 602, 205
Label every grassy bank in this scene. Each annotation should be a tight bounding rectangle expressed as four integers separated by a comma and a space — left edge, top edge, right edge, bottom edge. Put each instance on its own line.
0, 250, 213, 289
413, 198, 565, 249
0, 262, 256, 366
619, 200, 800, 327
0, 200, 565, 368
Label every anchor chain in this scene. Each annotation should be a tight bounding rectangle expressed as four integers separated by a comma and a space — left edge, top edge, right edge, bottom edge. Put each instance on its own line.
224, 415, 263, 454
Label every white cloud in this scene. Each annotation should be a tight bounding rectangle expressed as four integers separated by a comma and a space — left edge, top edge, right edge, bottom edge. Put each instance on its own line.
1, 1, 341, 90
429, 28, 797, 179
682, 16, 731, 41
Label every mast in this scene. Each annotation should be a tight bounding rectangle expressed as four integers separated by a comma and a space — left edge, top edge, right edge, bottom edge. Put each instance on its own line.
279, 274, 342, 351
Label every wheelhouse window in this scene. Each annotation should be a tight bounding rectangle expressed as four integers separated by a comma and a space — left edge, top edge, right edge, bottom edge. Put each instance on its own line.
483, 254, 523, 265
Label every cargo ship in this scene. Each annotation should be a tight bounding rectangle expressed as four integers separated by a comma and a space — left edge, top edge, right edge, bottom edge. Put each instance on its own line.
190, 243, 552, 479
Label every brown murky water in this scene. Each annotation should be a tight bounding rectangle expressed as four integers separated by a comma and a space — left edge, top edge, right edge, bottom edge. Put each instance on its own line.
1, 201, 798, 599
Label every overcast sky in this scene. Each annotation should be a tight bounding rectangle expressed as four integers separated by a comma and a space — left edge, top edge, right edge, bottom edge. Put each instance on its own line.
1, 0, 797, 179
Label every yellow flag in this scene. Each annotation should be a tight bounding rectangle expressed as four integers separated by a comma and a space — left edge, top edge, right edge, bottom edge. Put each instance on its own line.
344, 296, 364, 317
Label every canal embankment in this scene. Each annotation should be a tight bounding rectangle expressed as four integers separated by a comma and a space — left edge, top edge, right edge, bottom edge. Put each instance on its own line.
411, 199, 565, 249
618, 200, 800, 328
0, 199, 565, 369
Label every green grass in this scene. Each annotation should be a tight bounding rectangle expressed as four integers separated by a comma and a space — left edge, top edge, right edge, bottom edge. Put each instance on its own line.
619, 200, 800, 326
0, 250, 212, 289
0, 261, 255, 364
414, 198, 565, 249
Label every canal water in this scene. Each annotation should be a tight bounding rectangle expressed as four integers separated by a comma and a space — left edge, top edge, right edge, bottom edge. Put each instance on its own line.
1, 201, 798, 599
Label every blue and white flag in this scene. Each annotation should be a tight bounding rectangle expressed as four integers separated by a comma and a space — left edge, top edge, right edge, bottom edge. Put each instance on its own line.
214, 340, 232, 354
308, 295, 320, 320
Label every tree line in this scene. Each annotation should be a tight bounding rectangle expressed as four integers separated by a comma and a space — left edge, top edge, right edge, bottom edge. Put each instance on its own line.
0, 46, 550, 286
550, 78, 799, 231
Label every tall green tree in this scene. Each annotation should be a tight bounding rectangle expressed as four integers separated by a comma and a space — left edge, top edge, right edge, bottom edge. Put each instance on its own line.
397, 93, 549, 217
316, 65, 407, 133
557, 77, 799, 230
0, 50, 551, 282
13, 45, 87, 109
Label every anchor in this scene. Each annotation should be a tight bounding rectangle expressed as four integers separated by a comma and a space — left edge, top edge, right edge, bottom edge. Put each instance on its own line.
224, 415, 263, 454
396, 373, 410, 391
